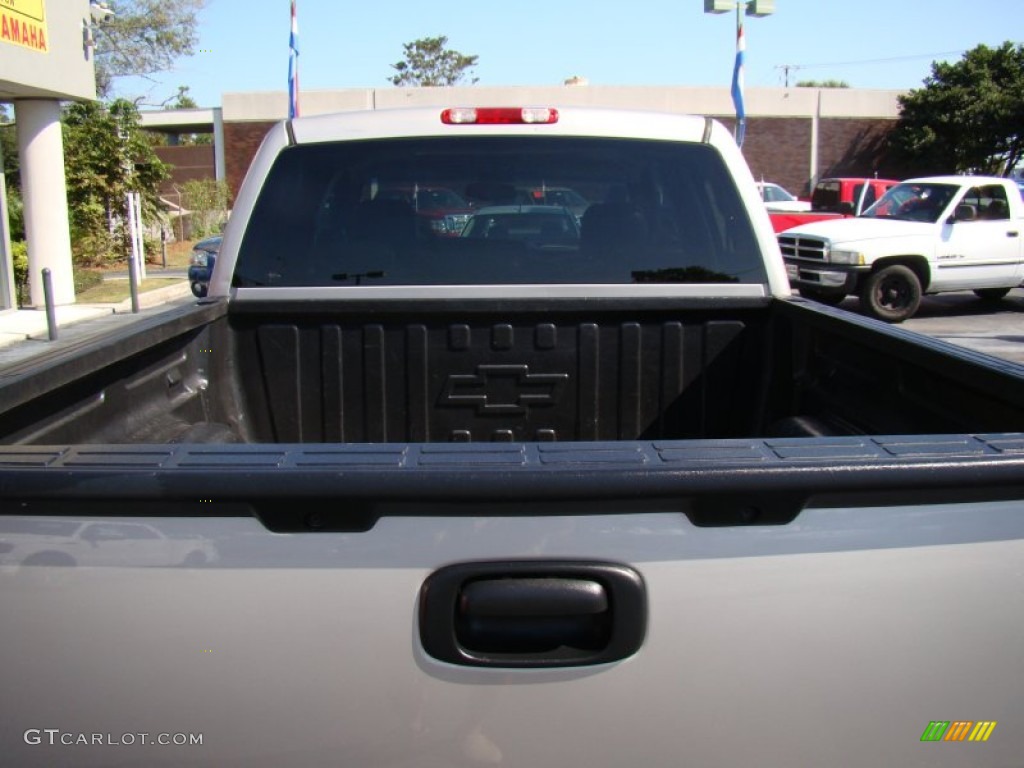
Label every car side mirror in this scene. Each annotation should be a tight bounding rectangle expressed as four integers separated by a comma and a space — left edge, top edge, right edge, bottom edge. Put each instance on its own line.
953, 203, 977, 222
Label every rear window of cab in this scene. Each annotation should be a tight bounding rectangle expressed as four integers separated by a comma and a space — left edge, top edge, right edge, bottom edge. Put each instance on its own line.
235, 136, 767, 287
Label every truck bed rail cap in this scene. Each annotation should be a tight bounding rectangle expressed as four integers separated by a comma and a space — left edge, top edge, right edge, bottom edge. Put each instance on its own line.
231, 284, 769, 301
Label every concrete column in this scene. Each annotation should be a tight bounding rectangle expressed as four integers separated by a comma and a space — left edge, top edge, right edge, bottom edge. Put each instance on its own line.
808, 90, 821, 191
213, 108, 226, 183
16, 99, 76, 306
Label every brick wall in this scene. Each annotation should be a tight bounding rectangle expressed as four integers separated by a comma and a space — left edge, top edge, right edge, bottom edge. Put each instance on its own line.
816, 118, 899, 181
221, 116, 900, 203
224, 121, 278, 202
742, 118, 815, 196
733, 117, 899, 196
153, 145, 216, 197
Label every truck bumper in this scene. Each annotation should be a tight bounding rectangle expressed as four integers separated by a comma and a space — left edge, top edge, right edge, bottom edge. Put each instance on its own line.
784, 260, 865, 295
187, 266, 212, 284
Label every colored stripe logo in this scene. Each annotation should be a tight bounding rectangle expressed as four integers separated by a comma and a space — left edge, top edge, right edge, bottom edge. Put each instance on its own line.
921, 721, 997, 742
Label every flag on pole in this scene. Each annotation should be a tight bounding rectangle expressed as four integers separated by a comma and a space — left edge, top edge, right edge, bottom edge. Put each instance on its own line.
730, 15, 746, 148
288, 0, 300, 119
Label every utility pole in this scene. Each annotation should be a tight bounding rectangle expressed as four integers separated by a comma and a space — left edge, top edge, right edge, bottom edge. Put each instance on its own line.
775, 63, 804, 88
703, 1, 777, 148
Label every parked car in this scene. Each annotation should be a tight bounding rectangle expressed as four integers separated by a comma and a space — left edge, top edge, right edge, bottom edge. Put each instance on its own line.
769, 176, 900, 232
780, 175, 1024, 321
756, 182, 811, 212
374, 185, 475, 236
460, 204, 581, 245
188, 234, 222, 297
515, 186, 591, 220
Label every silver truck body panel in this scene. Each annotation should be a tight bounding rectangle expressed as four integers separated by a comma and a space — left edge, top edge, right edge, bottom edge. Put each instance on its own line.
4, 502, 1022, 766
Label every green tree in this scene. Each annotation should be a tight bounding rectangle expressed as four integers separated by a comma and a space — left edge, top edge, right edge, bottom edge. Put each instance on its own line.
889, 42, 1024, 175
180, 178, 228, 237
162, 86, 213, 146
62, 100, 168, 266
796, 80, 849, 88
168, 85, 199, 110
389, 36, 479, 87
1, 106, 22, 241
93, 0, 206, 99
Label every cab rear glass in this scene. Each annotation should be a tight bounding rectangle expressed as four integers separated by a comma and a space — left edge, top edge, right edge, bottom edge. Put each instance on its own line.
235, 136, 766, 287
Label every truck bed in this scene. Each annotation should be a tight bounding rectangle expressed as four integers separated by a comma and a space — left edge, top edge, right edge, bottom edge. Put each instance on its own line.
2, 296, 1023, 447
1, 296, 1022, 530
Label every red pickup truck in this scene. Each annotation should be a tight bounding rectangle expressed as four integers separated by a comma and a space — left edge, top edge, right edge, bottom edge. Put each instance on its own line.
769, 176, 899, 232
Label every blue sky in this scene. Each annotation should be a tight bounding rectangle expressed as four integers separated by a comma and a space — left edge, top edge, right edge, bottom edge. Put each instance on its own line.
114, 0, 1024, 108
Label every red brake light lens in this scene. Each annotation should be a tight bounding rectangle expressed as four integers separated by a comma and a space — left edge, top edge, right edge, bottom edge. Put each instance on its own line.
441, 107, 559, 125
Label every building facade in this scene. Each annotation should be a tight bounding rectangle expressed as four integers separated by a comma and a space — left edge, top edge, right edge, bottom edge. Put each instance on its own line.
211, 85, 907, 204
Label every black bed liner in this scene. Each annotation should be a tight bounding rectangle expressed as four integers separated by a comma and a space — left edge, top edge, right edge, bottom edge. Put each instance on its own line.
1, 295, 1024, 528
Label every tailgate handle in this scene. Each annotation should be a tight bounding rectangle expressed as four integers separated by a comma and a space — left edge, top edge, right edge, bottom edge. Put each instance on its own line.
420, 561, 646, 668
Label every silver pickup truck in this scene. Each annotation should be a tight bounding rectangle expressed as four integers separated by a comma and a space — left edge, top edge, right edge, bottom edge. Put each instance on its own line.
1, 105, 1022, 766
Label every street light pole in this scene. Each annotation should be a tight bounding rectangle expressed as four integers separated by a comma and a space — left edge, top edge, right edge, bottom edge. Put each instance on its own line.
704, 1, 776, 149
733, 3, 746, 147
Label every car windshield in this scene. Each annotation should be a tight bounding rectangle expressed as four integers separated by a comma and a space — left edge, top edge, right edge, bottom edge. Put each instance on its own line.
761, 184, 796, 203
462, 206, 581, 247
235, 136, 767, 287
810, 181, 841, 211
861, 182, 959, 223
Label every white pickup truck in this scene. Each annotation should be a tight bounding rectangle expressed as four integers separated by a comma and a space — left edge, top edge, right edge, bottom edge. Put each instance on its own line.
0, 517, 217, 567
779, 175, 1024, 321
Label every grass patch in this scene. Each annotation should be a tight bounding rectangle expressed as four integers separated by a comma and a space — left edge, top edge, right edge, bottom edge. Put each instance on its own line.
89, 238, 202, 274
75, 278, 186, 304
74, 269, 104, 294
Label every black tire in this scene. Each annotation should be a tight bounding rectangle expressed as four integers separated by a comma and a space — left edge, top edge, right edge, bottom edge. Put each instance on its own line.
859, 265, 922, 323
799, 288, 847, 307
973, 287, 1011, 302
190, 281, 208, 298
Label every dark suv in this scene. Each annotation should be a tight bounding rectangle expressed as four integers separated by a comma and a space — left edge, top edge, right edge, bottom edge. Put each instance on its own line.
188, 235, 222, 297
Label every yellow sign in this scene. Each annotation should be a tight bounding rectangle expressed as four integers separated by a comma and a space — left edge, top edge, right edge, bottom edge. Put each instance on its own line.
0, 0, 48, 53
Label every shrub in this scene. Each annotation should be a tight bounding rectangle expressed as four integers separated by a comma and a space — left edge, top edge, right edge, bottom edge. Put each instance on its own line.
180, 179, 229, 238
11, 240, 28, 306
71, 228, 119, 268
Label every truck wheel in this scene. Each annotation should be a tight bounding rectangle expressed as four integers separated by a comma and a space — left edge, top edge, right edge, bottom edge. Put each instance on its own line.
799, 288, 846, 307
859, 265, 921, 323
190, 281, 208, 298
974, 287, 1011, 302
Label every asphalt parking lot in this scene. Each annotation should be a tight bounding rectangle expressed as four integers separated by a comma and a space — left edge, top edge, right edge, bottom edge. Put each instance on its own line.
831, 288, 1024, 365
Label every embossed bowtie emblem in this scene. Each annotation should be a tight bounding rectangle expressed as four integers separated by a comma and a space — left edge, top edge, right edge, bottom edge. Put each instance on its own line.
439, 365, 568, 414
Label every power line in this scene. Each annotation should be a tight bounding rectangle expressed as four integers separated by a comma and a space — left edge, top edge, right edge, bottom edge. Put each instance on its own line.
789, 49, 967, 70
775, 50, 969, 87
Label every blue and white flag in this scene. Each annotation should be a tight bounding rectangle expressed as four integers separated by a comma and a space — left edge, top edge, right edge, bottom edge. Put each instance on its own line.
731, 18, 746, 148
288, 0, 300, 119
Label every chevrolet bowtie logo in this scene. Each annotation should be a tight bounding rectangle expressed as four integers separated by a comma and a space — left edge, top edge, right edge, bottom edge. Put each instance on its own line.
440, 365, 569, 414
